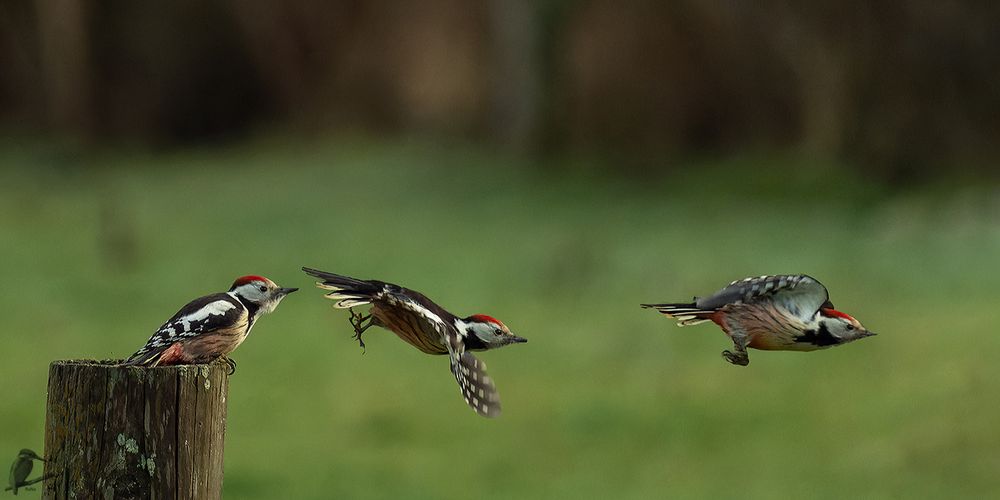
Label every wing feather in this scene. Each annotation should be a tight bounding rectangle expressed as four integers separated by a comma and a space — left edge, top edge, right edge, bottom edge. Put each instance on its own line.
450, 351, 501, 418
315, 276, 505, 418
124, 294, 246, 365
443, 329, 501, 418
695, 275, 830, 321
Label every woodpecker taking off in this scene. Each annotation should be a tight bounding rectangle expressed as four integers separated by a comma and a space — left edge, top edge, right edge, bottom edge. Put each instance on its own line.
302, 267, 526, 418
124, 275, 297, 369
642, 275, 875, 366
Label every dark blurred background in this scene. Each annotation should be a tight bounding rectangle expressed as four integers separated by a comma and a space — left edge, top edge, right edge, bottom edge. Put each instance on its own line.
2, 0, 999, 179
2, 2, 1000, 499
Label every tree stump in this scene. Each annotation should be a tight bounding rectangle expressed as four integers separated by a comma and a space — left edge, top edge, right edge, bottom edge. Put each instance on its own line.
42, 360, 229, 499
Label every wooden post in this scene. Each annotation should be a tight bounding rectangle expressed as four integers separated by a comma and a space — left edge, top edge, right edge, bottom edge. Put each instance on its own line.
42, 360, 229, 499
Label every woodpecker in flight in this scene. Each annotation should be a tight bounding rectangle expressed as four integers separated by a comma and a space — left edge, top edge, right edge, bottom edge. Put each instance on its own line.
302, 267, 527, 418
642, 275, 875, 366
124, 275, 297, 369
7, 449, 43, 495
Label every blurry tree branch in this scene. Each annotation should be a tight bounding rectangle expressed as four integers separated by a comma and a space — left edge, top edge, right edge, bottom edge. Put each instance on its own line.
0, 0, 997, 177
35, 0, 94, 143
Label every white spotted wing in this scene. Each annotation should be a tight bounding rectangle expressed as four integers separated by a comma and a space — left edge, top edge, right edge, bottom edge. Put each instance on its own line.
695, 274, 833, 321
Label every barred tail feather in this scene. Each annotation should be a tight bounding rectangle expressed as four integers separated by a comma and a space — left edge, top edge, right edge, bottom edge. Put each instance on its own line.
329, 297, 371, 308
302, 267, 372, 290
302, 267, 379, 309
641, 302, 716, 326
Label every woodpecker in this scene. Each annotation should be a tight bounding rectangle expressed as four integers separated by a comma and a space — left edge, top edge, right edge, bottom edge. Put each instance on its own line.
124, 275, 297, 369
302, 267, 526, 418
7, 449, 43, 495
642, 275, 875, 366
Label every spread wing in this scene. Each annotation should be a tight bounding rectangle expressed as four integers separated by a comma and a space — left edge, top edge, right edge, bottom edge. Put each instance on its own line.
445, 331, 501, 418
125, 293, 246, 365
381, 290, 502, 416
376, 287, 502, 416
367, 287, 452, 354
304, 268, 454, 348
303, 268, 504, 417
377, 290, 502, 417
695, 275, 832, 321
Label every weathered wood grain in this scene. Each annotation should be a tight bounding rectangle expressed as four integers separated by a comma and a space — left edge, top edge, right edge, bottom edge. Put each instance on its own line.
42, 360, 229, 499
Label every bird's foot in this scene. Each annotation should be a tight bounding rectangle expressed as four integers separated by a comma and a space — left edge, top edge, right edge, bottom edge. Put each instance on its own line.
218, 356, 237, 375
722, 349, 750, 366
348, 308, 372, 354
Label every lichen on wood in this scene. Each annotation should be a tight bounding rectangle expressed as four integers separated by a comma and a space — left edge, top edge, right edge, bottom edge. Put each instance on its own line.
42, 360, 229, 499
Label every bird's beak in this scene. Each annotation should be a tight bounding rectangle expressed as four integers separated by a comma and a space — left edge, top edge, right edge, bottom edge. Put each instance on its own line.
278, 287, 299, 296
862, 330, 877, 338
508, 335, 528, 344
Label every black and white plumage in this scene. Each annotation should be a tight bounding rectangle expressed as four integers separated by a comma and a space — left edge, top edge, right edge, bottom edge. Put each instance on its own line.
124, 275, 297, 367
302, 267, 526, 418
643, 275, 875, 366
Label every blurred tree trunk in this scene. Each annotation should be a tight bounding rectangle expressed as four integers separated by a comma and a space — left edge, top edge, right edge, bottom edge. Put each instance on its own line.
770, 8, 854, 158
35, 0, 93, 143
486, 0, 541, 151
227, 0, 348, 121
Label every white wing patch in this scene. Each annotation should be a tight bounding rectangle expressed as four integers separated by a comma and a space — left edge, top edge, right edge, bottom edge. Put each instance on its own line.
381, 291, 450, 342
125, 294, 247, 365
386, 293, 445, 327
180, 299, 237, 331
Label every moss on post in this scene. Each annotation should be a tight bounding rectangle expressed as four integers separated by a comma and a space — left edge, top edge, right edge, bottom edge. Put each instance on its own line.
42, 360, 229, 499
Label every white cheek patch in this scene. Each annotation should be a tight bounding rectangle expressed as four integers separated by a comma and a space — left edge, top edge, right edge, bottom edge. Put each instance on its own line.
455, 319, 489, 340
234, 284, 265, 301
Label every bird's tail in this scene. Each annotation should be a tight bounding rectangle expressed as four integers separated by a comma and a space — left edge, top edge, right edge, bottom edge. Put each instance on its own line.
302, 267, 381, 308
122, 347, 163, 366
640, 302, 717, 326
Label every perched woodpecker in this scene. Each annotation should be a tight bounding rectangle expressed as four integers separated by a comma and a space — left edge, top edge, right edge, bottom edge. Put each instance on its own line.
124, 275, 297, 369
7, 449, 43, 495
302, 267, 527, 418
642, 275, 875, 366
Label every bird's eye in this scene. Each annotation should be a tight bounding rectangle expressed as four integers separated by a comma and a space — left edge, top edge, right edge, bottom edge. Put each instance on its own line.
258, 285, 267, 292
846, 324, 855, 331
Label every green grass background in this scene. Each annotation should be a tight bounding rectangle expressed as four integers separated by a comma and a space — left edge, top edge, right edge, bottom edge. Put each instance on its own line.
1, 139, 998, 498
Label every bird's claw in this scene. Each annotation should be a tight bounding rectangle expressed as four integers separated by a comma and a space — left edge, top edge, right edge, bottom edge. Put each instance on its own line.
348, 308, 371, 354
353, 330, 367, 354
722, 349, 750, 366
348, 308, 363, 330
219, 356, 237, 375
